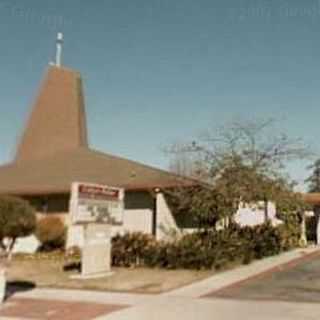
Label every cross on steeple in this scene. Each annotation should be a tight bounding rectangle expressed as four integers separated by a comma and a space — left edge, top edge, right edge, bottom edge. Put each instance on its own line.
55, 32, 63, 67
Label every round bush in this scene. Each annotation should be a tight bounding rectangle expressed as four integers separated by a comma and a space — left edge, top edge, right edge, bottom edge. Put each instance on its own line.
36, 216, 66, 251
0, 196, 36, 249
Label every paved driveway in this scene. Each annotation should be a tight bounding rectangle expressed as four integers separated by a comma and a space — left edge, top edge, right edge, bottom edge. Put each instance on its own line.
207, 251, 320, 303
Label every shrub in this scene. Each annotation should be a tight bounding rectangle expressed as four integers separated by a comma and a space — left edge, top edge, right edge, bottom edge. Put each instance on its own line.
112, 222, 299, 270
0, 196, 36, 257
277, 222, 300, 251
112, 232, 157, 267
36, 216, 66, 251
306, 216, 317, 242
239, 223, 282, 259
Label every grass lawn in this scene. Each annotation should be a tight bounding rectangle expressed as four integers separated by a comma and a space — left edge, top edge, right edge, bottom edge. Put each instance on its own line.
6, 257, 215, 294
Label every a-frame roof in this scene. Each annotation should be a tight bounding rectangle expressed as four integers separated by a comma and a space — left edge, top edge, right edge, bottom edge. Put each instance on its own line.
15, 66, 88, 162
0, 65, 193, 195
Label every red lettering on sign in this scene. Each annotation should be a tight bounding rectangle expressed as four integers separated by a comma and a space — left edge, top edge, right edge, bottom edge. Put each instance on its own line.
78, 184, 120, 200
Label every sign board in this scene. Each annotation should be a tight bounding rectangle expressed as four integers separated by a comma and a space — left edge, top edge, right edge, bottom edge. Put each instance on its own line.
69, 182, 124, 225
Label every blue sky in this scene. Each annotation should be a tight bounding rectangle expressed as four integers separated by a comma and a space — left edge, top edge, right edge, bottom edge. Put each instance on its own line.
1, 0, 320, 189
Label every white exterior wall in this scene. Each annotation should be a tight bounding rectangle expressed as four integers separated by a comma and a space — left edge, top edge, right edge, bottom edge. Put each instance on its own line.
122, 191, 153, 234
12, 235, 39, 253
156, 192, 180, 240
234, 202, 282, 227
121, 208, 153, 234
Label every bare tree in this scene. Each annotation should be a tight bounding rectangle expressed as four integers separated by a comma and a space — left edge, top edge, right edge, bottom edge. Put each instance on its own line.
167, 143, 208, 180
166, 118, 310, 227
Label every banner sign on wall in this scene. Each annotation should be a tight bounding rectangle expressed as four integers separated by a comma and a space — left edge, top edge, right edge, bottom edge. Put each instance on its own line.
69, 182, 124, 225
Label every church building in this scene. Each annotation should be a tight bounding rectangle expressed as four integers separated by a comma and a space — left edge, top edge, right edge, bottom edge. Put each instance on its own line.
0, 34, 193, 240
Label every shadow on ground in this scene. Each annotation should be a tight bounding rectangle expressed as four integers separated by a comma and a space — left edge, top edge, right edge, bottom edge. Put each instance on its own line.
5, 281, 36, 300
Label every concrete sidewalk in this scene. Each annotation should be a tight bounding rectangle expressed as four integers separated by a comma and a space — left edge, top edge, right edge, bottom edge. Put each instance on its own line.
97, 296, 320, 320
2, 246, 320, 320
13, 288, 157, 307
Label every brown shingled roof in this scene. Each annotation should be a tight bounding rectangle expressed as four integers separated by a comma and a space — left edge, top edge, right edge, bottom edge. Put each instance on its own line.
0, 65, 194, 195
302, 193, 320, 206
0, 147, 192, 195
15, 66, 88, 162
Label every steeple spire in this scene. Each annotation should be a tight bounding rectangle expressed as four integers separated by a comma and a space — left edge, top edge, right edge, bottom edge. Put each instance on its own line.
55, 32, 63, 67
15, 66, 88, 163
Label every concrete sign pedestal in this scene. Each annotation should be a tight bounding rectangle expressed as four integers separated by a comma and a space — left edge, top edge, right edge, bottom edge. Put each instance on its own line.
71, 223, 112, 279
0, 268, 6, 304
82, 223, 112, 278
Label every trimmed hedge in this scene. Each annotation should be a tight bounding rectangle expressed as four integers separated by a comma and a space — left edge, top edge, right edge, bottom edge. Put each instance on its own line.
112, 223, 300, 270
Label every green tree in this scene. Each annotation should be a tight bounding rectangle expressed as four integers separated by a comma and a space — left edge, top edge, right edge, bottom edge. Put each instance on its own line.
276, 184, 311, 247
0, 196, 36, 260
167, 119, 309, 229
306, 159, 320, 192
305, 159, 320, 244
165, 185, 235, 230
